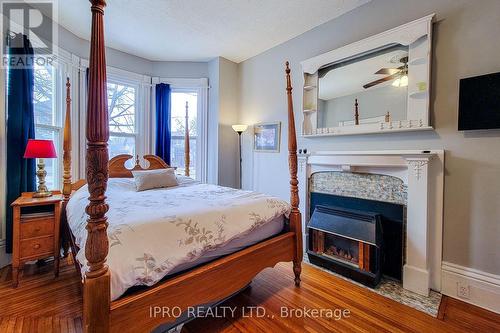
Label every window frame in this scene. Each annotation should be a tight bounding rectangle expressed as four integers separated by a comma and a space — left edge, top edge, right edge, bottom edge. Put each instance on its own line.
32, 49, 77, 190
170, 88, 199, 178
152, 77, 209, 182
33, 62, 62, 189
106, 77, 140, 158
78, 62, 152, 173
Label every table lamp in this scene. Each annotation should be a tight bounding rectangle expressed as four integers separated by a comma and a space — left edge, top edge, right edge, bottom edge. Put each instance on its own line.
24, 139, 57, 198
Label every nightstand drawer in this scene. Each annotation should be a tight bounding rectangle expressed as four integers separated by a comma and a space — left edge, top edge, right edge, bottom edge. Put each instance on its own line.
20, 236, 54, 259
20, 217, 54, 239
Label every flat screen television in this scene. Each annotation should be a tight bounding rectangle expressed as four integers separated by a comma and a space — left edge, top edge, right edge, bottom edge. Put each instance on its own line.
458, 71, 500, 130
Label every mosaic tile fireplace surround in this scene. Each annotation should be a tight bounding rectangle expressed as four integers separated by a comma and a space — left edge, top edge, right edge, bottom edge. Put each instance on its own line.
307, 173, 406, 286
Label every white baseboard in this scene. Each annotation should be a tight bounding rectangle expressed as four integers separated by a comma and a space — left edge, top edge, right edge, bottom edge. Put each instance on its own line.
403, 264, 430, 296
0, 239, 11, 269
442, 261, 500, 314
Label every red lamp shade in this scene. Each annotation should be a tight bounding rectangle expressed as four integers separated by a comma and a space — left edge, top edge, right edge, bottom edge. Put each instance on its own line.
23, 139, 57, 159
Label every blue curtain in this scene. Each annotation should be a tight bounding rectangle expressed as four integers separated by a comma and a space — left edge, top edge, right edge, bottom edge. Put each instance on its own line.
5, 34, 36, 253
155, 83, 171, 164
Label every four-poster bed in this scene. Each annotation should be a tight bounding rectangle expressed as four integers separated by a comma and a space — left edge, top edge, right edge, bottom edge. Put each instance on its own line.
61, 1, 302, 332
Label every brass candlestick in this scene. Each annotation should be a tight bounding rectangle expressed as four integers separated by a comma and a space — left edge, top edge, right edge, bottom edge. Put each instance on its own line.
33, 158, 52, 198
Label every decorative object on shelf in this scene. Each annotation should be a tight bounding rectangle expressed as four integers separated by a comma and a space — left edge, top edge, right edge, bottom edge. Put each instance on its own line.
417, 81, 427, 92
385, 112, 391, 122
232, 124, 248, 188
23, 139, 57, 198
253, 122, 281, 153
354, 99, 360, 125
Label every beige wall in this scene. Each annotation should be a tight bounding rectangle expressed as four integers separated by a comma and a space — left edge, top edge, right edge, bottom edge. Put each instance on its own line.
238, 0, 500, 275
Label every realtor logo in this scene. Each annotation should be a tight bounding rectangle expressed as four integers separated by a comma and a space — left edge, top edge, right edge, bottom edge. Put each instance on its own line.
1, 0, 57, 68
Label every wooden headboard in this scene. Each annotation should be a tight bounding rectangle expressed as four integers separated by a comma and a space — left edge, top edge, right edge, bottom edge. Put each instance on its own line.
108, 154, 171, 178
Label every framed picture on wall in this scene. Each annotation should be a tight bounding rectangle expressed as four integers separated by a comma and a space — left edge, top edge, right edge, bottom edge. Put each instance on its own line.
254, 122, 281, 152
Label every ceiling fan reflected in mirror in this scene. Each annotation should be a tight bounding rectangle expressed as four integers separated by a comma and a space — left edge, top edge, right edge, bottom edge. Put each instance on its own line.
363, 55, 408, 89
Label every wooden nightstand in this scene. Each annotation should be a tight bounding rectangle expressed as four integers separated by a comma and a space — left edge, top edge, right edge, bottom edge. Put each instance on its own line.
11, 192, 62, 287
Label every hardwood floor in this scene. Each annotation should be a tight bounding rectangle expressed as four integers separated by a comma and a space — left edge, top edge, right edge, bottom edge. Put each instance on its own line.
1, 257, 499, 332
0, 258, 82, 332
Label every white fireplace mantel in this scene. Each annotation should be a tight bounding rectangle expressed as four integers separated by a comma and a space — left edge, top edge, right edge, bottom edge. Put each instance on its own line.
297, 150, 444, 296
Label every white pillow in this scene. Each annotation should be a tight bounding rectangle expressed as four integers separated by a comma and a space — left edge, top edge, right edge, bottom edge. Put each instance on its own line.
131, 168, 178, 191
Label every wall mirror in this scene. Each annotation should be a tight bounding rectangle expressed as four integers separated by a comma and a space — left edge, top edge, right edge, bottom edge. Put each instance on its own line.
301, 14, 434, 137
318, 45, 409, 129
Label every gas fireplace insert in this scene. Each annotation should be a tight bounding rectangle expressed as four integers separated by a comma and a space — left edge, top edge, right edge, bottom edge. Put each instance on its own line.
307, 205, 383, 287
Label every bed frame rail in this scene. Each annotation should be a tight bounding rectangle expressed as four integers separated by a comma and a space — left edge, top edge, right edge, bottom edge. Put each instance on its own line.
110, 232, 295, 332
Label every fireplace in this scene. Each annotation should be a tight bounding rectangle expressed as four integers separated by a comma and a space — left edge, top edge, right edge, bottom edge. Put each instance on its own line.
298, 151, 444, 296
307, 205, 382, 287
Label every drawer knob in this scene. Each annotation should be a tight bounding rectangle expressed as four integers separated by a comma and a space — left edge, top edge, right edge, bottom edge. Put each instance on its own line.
33, 243, 41, 249
34, 227, 41, 232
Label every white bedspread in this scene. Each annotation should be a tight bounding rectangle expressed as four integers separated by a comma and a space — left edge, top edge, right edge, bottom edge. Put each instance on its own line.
66, 177, 290, 300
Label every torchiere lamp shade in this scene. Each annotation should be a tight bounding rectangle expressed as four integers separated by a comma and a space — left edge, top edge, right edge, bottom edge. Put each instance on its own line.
232, 124, 248, 133
24, 139, 57, 158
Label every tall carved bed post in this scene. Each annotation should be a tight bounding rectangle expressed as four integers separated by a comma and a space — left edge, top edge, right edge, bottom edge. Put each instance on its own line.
63, 78, 81, 274
84, 1, 111, 332
62, 78, 72, 258
285, 61, 303, 286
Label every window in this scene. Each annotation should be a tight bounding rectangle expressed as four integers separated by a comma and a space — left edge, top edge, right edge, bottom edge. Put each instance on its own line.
33, 63, 61, 189
107, 81, 138, 158
159, 78, 208, 182
170, 90, 198, 178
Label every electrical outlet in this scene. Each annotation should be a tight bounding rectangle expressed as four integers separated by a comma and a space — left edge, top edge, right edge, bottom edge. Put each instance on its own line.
457, 281, 470, 299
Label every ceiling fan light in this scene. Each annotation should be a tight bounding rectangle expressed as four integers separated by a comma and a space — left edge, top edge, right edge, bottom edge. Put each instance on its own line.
400, 75, 408, 87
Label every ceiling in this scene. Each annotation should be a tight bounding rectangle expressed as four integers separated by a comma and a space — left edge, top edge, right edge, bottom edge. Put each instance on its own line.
319, 49, 409, 100
52, 0, 370, 63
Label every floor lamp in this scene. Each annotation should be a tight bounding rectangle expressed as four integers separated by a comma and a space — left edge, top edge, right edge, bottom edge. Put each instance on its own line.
232, 124, 248, 189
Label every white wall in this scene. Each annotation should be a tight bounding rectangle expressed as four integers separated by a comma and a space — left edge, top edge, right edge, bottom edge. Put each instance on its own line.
208, 57, 239, 188
152, 61, 209, 78
321, 84, 407, 127
218, 58, 239, 188
238, 0, 500, 277
207, 58, 220, 184
57, 25, 209, 78
57, 23, 153, 75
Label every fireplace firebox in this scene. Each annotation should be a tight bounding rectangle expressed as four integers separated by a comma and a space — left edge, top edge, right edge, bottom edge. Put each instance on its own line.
307, 205, 383, 287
